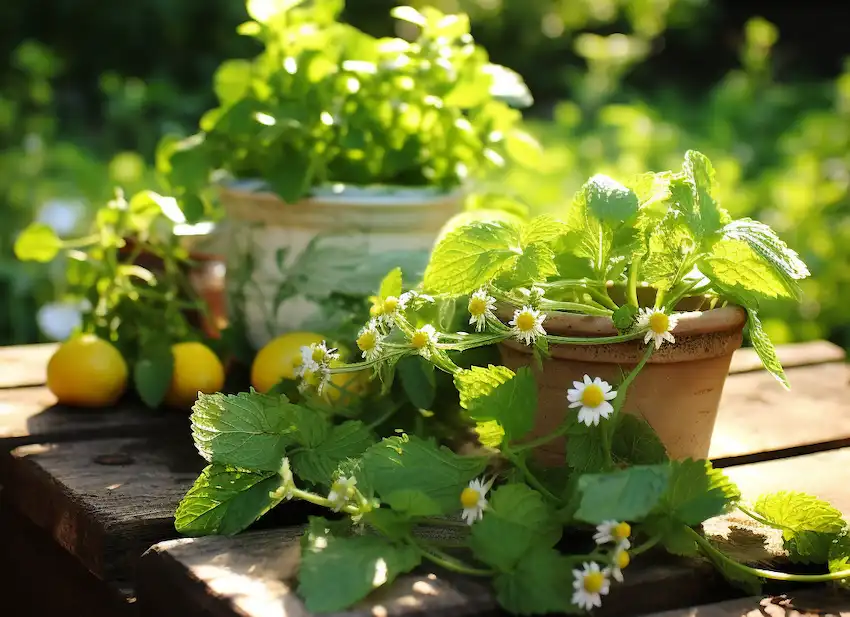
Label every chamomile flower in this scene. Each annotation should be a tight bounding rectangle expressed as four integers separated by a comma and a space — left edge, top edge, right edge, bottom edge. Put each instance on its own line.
298, 364, 331, 395
468, 289, 496, 332
593, 520, 632, 549
637, 307, 679, 348
356, 320, 384, 362
410, 324, 438, 356
460, 477, 494, 525
327, 475, 358, 512
567, 376, 617, 426
302, 341, 339, 367
611, 547, 630, 583
572, 562, 610, 610
400, 290, 434, 310
509, 305, 546, 345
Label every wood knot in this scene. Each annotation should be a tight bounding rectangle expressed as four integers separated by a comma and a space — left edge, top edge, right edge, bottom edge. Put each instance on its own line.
93, 453, 135, 466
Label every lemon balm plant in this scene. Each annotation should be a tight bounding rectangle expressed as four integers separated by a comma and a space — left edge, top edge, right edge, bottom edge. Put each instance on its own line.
173, 151, 850, 614
156, 0, 538, 349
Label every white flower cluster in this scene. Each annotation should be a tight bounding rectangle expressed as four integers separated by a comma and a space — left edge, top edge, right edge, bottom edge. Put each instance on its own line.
296, 341, 339, 395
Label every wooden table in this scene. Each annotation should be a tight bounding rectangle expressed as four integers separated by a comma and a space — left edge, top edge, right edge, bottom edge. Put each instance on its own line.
1, 341, 849, 617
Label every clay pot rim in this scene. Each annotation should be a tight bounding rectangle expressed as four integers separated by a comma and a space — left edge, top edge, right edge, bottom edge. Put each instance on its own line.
497, 304, 747, 338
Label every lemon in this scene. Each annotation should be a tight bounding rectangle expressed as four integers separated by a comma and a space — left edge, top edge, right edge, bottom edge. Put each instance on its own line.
251, 332, 326, 393
47, 334, 128, 407
321, 360, 370, 406
164, 342, 225, 410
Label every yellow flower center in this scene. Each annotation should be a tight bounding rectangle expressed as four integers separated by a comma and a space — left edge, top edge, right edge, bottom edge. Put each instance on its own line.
581, 384, 605, 408
302, 369, 320, 386
460, 487, 480, 508
411, 330, 430, 349
292, 355, 304, 368
469, 297, 487, 317
383, 296, 400, 313
311, 347, 326, 363
515, 311, 536, 332
617, 550, 630, 570
357, 331, 376, 352
370, 302, 384, 317
614, 521, 631, 539
583, 571, 605, 593
648, 312, 669, 333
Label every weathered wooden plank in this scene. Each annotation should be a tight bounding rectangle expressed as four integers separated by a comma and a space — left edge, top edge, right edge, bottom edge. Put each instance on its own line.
0, 386, 187, 450
137, 448, 850, 617
638, 587, 850, 617
0, 502, 135, 617
710, 362, 850, 463
728, 340, 844, 375
0, 343, 56, 389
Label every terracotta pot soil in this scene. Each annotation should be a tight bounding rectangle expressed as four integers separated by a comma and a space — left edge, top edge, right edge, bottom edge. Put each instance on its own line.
498, 305, 748, 465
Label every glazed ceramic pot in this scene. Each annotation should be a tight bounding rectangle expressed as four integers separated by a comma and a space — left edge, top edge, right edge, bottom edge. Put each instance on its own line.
498, 305, 747, 464
219, 181, 463, 349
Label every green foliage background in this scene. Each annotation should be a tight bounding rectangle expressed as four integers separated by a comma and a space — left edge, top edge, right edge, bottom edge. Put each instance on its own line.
2, 0, 850, 348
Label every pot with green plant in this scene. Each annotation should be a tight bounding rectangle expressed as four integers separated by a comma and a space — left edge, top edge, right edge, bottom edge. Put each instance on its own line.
172, 152, 846, 614
158, 0, 538, 350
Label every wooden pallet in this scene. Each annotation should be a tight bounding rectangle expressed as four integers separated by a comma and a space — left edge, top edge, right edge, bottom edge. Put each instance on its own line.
1, 341, 849, 617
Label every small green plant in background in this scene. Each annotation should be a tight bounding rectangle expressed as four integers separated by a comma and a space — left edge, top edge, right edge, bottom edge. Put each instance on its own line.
158, 0, 538, 219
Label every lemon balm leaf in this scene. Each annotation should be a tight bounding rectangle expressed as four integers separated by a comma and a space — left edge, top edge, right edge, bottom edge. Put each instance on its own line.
655, 459, 740, 525
299, 532, 420, 613
493, 547, 578, 615
191, 391, 300, 472
378, 267, 403, 299
575, 464, 671, 523
455, 365, 537, 442
828, 532, 850, 587
746, 310, 789, 389
14, 222, 63, 262
291, 420, 374, 486
753, 491, 846, 563
175, 464, 287, 536
134, 344, 174, 408
584, 174, 639, 225
423, 220, 521, 294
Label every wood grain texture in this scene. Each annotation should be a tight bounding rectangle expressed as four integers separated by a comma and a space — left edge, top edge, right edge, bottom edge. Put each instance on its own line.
0, 386, 187, 450
728, 340, 845, 375
0, 343, 56, 388
135, 447, 850, 617
639, 588, 850, 617
710, 362, 850, 462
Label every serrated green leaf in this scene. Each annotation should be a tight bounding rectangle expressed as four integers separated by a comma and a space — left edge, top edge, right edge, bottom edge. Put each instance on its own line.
470, 484, 561, 572
379, 267, 403, 299
641, 207, 697, 292
359, 435, 487, 517
292, 421, 374, 486
520, 215, 569, 246
362, 509, 413, 541
299, 533, 420, 613
576, 465, 671, 523
455, 365, 536, 441
397, 356, 436, 410
474, 420, 505, 449
423, 220, 521, 294
746, 310, 789, 389
612, 304, 639, 332
175, 464, 286, 536
565, 414, 607, 473
753, 491, 846, 563
14, 223, 63, 262
134, 345, 174, 408
562, 188, 613, 277
585, 174, 639, 224
682, 150, 729, 239
828, 532, 850, 587
642, 517, 699, 556
493, 547, 579, 615
509, 242, 558, 286
656, 459, 740, 525
191, 391, 299, 472
612, 414, 669, 466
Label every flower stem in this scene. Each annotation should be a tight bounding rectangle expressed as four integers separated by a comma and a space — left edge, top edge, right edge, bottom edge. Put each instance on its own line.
630, 535, 661, 556
512, 424, 570, 452
588, 288, 620, 311
540, 300, 613, 316
416, 517, 471, 529
611, 342, 654, 417
627, 257, 641, 308
411, 541, 494, 576
685, 527, 850, 583
505, 449, 561, 505
290, 487, 360, 516
366, 401, 403, 431
546, 332, 646, 346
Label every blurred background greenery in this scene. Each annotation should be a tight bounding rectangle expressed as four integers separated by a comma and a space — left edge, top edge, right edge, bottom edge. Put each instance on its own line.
2, 0, 849, 348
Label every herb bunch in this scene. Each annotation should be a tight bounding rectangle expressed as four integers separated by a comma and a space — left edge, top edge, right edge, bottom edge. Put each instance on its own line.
157, 0, 537, 220
14, 189, 213, 407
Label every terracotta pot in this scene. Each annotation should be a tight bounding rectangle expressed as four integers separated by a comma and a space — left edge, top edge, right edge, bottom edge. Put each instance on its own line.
498, 305, 747, 465
219, 181, 463, 349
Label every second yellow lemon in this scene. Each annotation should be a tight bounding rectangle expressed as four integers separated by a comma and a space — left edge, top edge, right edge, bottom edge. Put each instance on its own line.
47, 334, 128, 407
164, 342, 225, 410
251, 331, 325, 393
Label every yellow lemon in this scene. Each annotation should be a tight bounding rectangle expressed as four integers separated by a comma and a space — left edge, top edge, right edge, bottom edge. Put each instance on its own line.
251, 332, 326, 393
164, 342, 225, 410
47, 334, 128, 407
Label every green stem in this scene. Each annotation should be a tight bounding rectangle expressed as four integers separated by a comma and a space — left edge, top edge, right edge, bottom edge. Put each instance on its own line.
412, 541, 494, 576
290, 487, 360, 516
61, 234, 101, 249
436, 333, 508, 352
663, 279, 700, 312
417, 517, 471, 529
627, 257, 641, 307
327, 350, 409, 374
588, 288, 619, 311
539, 300, 612, 316
611, 342, 654, 416
512, 424, 570, 452
366, 401, 403, 431
630, 535, 661, 557
686, 527, 850, 583
546, 332, 646, 346
505, 449, 561, 505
